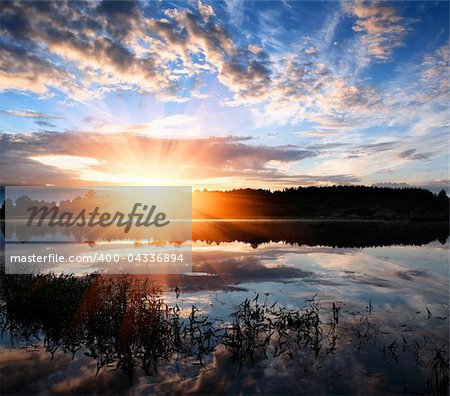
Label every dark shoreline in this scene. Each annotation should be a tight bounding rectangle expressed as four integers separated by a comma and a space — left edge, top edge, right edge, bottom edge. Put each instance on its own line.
2, 219, 448, 248
190, 218, 450, 222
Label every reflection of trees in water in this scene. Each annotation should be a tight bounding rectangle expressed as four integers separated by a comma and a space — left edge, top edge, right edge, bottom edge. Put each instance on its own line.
193, 221, 449, 248
0, 274, 448, 394
3, 220, 449, 248
2, 186, 449, 247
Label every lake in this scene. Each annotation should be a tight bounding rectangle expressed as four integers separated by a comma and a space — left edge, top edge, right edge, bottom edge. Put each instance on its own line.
1, 221, 449, 395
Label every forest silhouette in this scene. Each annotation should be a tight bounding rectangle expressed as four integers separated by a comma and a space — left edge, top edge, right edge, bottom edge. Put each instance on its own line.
2, 186, 449, 221
192, 186, 449, 220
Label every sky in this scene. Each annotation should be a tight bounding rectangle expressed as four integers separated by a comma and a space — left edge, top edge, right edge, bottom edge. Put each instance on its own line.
0, 0, 448, 192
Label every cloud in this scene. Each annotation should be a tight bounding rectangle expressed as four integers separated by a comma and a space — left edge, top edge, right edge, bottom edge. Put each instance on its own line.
29, 154, 101, 171
0, 1, 270, 103
419, 179, 450, 194
306, 142, 348, 151
0, 131, 319, 186
243, 173, 360, 187
96, 0, 143, 40
0, 1, 447, 191
225, 0, 245, 27
93, 114, 202, 137
0, 109, 62, 119
35, 120, 57, 128
197, 0, 215, 22
0, 0, 285, 108
374, 180, 449, 195
264, 39, 448, 177
248, 44, 263, 54
421, 44, 449, 103
398, 149, 431, 161
294, 130, 341, 137
0, 40, 84, 98
357, 141, 397, 153
0, 0, 440, 136
244, 50, 385, 134
346, 0, 412, 62
312, 123, 446, 181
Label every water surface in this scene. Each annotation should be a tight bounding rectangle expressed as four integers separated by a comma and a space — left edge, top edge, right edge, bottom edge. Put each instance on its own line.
1, 221, 448, 395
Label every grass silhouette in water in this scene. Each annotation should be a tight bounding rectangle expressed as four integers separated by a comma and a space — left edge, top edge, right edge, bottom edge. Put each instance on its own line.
0, 273, 223, 381
222, 293, 331, 370
0, 273, 448, 394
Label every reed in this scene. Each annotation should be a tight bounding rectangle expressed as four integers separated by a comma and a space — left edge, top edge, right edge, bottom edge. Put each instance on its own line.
0, 272, 448, 394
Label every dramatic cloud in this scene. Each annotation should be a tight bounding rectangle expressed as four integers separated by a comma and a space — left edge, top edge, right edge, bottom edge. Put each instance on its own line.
0, 1, 447, 189
0, 1, 272, 103
0, 40, 83, 98
0, 131, 321, 187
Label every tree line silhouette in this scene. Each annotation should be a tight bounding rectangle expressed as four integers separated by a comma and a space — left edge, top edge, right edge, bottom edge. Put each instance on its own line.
192, 186, 449, 220
1, 185, 448, 221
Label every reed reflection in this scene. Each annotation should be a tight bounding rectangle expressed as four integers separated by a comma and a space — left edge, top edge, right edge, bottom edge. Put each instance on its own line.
0, 273, 448, 395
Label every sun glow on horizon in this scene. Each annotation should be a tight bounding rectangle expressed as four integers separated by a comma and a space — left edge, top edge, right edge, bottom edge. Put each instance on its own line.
27, 137, 239, 188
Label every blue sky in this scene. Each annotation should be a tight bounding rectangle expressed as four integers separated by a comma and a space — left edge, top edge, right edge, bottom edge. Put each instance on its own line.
0, 1, 448, 191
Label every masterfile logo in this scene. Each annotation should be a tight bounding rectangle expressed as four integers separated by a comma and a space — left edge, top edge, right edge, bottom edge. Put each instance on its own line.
4, 186, 192, 275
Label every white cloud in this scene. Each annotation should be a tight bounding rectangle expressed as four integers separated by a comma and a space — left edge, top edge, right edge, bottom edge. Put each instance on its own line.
305, 47, 317, 55
29, 155, 100, 171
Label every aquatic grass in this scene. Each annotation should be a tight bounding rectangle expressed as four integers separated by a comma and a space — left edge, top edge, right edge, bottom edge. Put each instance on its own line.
0, 272, 448, 394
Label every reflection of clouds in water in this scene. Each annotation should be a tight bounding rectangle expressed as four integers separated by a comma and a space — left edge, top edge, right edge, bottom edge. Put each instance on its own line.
150, 242, 448, 313
0, 296, 447, 395
1, 241, 448, 394
0, 347, 156, 395
163, 293, 215, 316
273, 244, 449, 307
194, 251, 313, 282
395, 269, 429, 280
0, 348, 128, 395
4, 241, 448, 310
47, 362, 132, 396
7, 220, 448, 248
0, 348, 69, 394
149, 328, 429, 395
